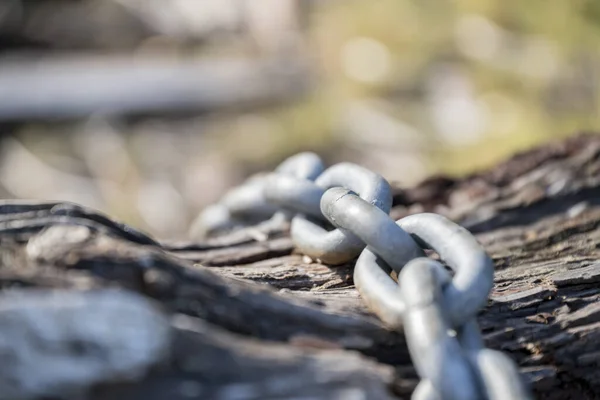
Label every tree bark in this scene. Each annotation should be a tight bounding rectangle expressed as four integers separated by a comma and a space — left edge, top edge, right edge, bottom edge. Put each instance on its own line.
1, 133, 600, 399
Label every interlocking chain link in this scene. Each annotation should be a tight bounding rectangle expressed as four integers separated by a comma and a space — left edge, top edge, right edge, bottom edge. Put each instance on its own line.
288, 163, 392, 264
193, 152, 324, 237
195, 153, 532, 400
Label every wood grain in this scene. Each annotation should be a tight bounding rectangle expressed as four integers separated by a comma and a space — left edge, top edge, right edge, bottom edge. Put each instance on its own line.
2, 134, 600, 399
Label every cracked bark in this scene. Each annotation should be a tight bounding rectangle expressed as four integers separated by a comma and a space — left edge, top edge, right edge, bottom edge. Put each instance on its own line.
2, 134, 600, 399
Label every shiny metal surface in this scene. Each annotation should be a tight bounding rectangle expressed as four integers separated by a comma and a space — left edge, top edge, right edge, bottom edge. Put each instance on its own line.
193, 152, 531, 399
291, 163, 392, 264
400, 258, 482, 400
195, 152, 324, 237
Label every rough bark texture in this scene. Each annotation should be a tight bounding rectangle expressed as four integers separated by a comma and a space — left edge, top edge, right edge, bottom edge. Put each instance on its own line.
2, 133, 600, 399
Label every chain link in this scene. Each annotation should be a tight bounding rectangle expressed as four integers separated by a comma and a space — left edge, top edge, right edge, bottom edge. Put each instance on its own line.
194, 152, 532, 399
401, 258, 482, 400
289, 162, 392, 264
193, 152, 324, 237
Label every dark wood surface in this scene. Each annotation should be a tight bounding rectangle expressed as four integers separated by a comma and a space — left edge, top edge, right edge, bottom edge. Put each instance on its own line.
2, 134, 600, 399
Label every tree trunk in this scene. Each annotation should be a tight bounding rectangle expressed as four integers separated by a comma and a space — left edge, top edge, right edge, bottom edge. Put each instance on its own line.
1, 133, 599, 399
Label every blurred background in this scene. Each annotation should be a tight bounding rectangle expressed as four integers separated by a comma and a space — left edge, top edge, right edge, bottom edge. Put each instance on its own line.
0, 0, 598, 239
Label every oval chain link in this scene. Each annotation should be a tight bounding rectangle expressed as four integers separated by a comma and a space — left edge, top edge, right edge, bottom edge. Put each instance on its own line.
192, 152, 325, 237
289, 163, 392, 264
194, 152, 532, 399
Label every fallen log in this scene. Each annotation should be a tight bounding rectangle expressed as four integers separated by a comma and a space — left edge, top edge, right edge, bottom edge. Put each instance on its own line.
1, 133, 599, 399
0, 55, 309, 121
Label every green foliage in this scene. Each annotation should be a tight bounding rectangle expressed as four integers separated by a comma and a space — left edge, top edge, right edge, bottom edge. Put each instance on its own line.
266, 0, 600, 179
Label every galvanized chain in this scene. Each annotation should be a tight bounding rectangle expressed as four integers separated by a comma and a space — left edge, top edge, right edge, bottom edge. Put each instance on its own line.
267, 162, 392, 264
195, 153, 532, 400
193, 152, 324, 237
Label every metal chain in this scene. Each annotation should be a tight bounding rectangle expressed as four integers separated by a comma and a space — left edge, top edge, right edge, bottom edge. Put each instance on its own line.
195, 153, 532, 400
193, 152, 324, 237
268, 162, 392, 264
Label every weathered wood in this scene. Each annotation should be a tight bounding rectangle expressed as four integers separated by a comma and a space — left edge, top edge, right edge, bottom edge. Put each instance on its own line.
1, 134, 600, 399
